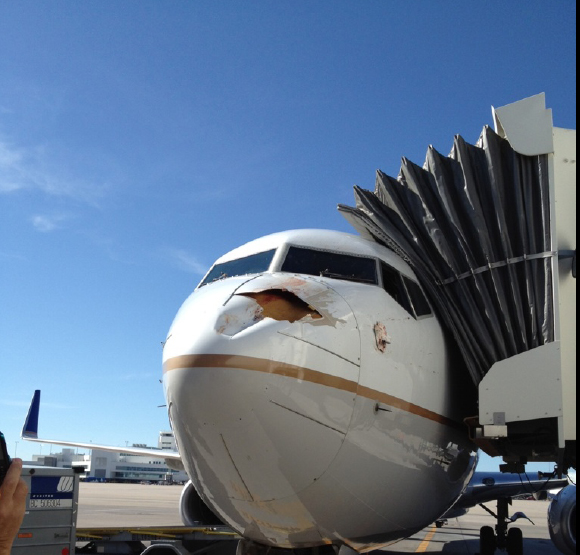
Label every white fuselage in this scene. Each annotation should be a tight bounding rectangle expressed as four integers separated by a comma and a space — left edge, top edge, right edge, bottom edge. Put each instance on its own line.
162, 230, 476, 551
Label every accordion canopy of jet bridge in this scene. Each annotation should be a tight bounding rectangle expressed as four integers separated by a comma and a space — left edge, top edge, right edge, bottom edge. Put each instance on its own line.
339, 125, 553, 387
339, 94, 576, 470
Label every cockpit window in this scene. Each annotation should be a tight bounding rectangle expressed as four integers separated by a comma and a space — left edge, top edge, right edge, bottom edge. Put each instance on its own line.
403, 277, 432, 318
380, 261, 432, 319
200, 249, 276, 287
381, 262, 414, 315
281, 246, 378, 285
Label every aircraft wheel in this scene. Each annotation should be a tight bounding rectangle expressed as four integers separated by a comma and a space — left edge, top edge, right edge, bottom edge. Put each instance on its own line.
506, 527, 523, 555
480, 526, 496, 555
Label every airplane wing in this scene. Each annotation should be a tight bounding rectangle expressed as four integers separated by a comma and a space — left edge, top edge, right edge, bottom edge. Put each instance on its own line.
443, 470, 570, 519
458, 471, 570, 507
21, 390, 182, 462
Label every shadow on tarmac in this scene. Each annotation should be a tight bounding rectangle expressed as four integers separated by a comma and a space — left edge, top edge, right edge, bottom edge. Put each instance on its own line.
381, 537, 559, 554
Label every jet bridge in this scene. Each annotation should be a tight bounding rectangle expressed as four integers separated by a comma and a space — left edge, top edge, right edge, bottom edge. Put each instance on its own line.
339, 94, 576, 474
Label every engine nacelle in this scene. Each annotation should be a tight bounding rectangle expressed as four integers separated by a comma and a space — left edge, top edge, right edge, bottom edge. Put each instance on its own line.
547, 484, 576, 555
179, 480, 224, 526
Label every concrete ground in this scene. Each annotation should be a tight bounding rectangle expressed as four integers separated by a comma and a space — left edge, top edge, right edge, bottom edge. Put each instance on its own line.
76, 483, 560, 553
381, 501, 558, 554
77, 482, 183, 527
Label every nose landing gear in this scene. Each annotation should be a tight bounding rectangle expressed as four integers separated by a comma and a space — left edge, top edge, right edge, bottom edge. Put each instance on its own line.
479, 497, 526, 555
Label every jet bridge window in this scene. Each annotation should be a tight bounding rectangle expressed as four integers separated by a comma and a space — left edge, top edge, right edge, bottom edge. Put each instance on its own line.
380, 262, 432, 319
200, 249, 276, 287
281, 246, 378, 285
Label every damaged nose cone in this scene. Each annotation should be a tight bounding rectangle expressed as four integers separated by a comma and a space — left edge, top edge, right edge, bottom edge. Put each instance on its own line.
163, 272, 362, 512
214, 289, 323, 337
214, 295, 265, 337
240, 290, 323, 323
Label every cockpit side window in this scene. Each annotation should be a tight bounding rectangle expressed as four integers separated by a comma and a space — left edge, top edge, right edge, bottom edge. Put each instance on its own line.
380, 262, 414, 315
281, 246, 378, 285
380, 262, 432, 319
199, 249, 277, 287
403, 277, 432, 318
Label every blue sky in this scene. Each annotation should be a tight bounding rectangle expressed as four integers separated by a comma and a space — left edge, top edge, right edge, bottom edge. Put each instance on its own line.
0, 1, 575, 475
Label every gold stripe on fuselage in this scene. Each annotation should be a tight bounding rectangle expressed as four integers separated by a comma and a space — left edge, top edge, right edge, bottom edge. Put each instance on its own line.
163, 354, 459, 429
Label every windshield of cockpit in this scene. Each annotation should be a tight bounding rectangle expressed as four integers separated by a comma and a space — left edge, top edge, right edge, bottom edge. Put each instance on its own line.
199, 245, 380, 288
199, 249, 277, 287
281, 246, 378, 284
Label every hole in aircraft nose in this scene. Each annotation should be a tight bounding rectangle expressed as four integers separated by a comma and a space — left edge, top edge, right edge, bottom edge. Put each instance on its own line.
239, 290, 323, 323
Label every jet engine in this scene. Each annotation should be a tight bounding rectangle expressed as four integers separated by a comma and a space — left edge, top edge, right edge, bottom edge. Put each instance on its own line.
179, 480, 224, 526
547, 484, 576, 555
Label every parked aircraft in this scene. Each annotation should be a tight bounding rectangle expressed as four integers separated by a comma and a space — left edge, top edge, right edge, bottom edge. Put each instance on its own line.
22, 229, 576, 555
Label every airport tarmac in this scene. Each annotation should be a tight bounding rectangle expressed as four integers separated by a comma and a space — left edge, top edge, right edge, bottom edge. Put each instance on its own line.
77, 483, 561, 554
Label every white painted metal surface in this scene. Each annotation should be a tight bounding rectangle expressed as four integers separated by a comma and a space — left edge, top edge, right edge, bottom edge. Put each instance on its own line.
478, 342, 564, 426
492, 93, 554, 156
552, 127, 577, 443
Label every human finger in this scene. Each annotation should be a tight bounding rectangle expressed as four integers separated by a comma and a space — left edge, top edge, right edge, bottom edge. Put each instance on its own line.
0, 458, 23, 496
14, 476, 29, 504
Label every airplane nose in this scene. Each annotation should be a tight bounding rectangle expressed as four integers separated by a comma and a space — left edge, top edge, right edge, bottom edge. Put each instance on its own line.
163, 274, 361, 503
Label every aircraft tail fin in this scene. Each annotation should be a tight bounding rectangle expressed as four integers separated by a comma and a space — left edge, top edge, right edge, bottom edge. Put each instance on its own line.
22, 390, 41, 439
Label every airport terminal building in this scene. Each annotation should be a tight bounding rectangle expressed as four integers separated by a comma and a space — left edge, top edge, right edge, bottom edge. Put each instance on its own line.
29, 431, 188, 483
